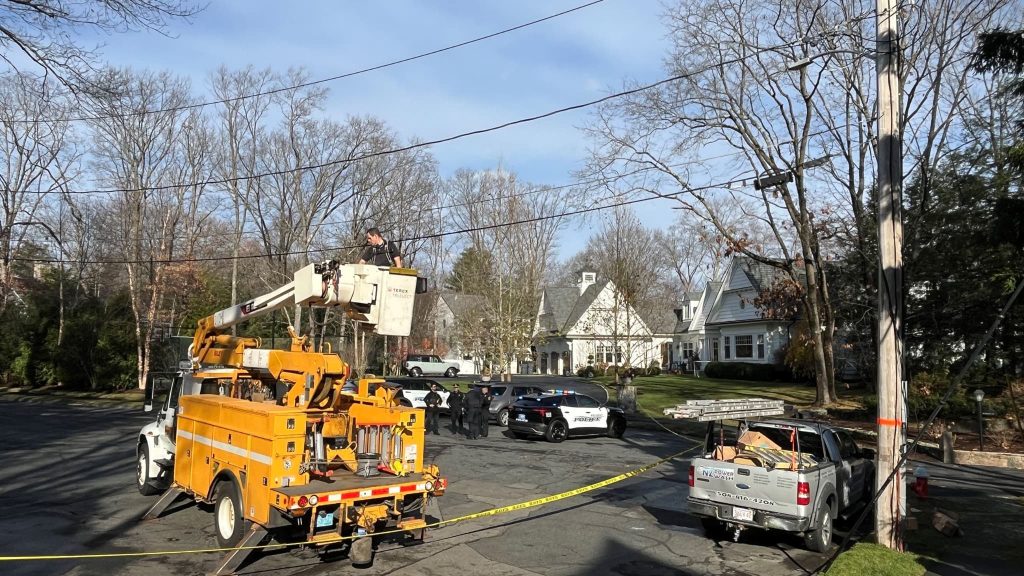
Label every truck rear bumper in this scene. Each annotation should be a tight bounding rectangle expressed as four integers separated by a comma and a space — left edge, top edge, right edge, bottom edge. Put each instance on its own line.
688, 497, 811, 532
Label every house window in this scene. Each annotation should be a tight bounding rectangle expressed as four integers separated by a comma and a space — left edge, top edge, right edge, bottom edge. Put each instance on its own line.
682, 342, 695, 358
724, 336, 731, 359
739, 299, 746, 309
757, 334, 765, 358
596, 345, 622, 363
735, 335, 753, 359
711, 338, 720, 361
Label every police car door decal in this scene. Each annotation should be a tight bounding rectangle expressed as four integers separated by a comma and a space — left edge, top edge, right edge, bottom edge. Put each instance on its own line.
562, 396, 606, 430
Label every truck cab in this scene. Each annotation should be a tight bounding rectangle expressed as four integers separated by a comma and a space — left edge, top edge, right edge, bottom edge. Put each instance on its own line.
136, 368, 247, 495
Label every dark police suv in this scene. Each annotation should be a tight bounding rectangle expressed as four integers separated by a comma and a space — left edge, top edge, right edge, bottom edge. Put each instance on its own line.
508, 392, 627, 443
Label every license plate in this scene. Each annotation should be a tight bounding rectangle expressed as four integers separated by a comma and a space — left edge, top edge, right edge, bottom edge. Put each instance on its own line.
516, 414, 527, 422
733, 507, 754, 522
315, 511, 334, 528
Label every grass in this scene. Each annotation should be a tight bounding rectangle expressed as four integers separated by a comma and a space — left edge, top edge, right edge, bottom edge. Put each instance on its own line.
824, 543, 925, 576
596, 373, 868, 417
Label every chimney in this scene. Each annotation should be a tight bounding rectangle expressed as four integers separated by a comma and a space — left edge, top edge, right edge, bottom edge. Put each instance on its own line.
579, 271, 596, 295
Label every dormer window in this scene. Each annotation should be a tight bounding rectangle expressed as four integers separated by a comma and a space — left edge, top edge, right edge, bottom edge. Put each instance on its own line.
583, 272, 595, 283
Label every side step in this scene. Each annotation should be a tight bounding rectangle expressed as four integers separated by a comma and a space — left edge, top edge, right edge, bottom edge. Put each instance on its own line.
142, 486, 186, 520
213, 525, 269, 576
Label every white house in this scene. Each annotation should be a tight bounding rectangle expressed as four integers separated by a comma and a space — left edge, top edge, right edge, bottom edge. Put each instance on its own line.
533, 272, 673, 375
673, 257, 796, 370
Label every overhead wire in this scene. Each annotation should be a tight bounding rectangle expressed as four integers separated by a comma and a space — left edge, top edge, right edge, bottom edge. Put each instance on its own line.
17, 37, 809, 197
14, 171, 759, 266
13, 0, 608, 124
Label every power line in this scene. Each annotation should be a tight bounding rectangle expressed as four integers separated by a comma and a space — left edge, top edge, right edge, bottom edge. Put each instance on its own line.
16, 172, 756, 266
33, 122, 850, 251
25, 38, 804, 196
17, 0, 607, 125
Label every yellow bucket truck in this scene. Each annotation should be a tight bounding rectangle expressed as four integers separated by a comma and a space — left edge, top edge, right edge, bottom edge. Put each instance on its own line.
137, 261, 445, 573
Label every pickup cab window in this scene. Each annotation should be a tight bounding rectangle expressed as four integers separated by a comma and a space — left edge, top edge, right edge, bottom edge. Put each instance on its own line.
748, 426, 827, 461
835, 431, 860, 459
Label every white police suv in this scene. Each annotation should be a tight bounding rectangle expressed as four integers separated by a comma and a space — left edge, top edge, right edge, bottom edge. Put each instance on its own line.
507, 392, 627, 443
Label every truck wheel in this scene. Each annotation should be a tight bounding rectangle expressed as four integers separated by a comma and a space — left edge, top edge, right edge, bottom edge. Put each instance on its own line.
804, 506, 833, 552
497, 409, 509, 427
136, 443, 160, 496
546, 419, 568, 443
214, 481, 247, 548
444, 367, 457, 377
606, 418, 626, 439
409, 367, 422, 377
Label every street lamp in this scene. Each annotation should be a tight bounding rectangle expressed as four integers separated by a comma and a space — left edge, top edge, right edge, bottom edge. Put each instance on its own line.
973, 389, 985, 451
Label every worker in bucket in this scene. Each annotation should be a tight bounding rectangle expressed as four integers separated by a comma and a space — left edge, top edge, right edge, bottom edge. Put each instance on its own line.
358, 227, 402, 267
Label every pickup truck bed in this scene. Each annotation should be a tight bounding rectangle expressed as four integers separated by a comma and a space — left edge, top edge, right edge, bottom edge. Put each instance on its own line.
687, 419, 875, 552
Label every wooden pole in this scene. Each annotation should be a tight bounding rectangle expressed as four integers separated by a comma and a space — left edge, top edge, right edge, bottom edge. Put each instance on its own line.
875, 0, 905, 550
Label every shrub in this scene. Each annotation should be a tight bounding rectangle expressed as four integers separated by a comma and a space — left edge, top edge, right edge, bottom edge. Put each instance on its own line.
704, 361, 794, 382
646, 359, 661, 376
576, 365, 596, 378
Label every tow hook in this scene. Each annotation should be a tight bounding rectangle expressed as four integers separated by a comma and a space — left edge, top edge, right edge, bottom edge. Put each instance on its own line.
731, 524, 743, 542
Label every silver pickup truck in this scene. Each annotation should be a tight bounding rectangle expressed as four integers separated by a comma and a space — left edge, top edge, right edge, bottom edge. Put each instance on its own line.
687, 419, 875, 551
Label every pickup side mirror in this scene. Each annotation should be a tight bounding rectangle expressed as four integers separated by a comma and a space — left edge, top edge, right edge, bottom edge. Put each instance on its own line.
860, 448, 875, 460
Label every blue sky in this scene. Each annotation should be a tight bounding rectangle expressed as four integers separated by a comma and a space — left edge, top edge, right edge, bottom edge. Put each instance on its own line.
85, 0, 679, 258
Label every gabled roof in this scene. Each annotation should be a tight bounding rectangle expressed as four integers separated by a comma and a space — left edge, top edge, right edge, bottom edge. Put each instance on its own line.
438, 291, 487, 321
675, 278, 724, 332
642, 307, 679, 335
734, 258, 788, 292
561, 280, 610, 333
536, 286, 580, 333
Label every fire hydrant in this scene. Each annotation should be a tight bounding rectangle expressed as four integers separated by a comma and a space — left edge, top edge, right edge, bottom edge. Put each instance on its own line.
912, 465, 929, 498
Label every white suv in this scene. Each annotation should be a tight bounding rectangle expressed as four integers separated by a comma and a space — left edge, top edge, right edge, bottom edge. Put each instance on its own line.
403, 354, 460, 377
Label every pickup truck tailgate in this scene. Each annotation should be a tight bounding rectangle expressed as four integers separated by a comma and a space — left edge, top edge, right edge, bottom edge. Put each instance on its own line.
690, 460, 802, 519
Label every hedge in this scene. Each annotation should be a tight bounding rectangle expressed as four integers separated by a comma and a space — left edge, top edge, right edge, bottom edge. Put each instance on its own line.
703, 361, 794, 382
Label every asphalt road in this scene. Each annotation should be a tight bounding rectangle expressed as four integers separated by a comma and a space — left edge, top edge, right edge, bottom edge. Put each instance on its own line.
0, 389, 838, 576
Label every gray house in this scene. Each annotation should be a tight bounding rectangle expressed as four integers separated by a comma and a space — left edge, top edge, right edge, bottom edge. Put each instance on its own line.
673, 257, 797, 371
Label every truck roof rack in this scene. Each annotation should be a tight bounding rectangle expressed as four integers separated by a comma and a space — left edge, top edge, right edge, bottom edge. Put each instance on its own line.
663, 398, 786, 421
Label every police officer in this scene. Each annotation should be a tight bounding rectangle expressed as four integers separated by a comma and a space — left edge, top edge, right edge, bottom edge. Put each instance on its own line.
479, 385, 492, 438
465, 385, 485, 440
447, 388, 465, 435
423, 383, 443, 435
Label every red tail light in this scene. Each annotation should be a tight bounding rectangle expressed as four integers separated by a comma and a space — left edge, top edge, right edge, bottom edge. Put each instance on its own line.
797, 481, 810, 505
688, 465, 695, 487
298, 495, 309, 507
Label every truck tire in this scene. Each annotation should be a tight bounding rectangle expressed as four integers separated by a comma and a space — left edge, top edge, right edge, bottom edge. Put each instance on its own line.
214, 481, 247, 548
444, 367, 457, 378
409, 367, 422, 377
545, 419, 568, 443
804, 506, 833, 552
606, 418, 626, 439
136, 443, 160, 496
497, 409, 509, 427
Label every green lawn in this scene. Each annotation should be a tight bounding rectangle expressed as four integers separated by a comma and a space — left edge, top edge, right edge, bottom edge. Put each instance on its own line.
824, 542, 925, 576
596, 374, 867, 417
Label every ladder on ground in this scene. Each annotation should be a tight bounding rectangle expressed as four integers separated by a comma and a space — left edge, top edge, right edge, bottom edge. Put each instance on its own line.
662, 398, 785, 421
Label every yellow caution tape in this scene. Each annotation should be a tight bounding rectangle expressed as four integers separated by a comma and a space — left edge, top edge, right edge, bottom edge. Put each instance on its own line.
0, 444, 699, 562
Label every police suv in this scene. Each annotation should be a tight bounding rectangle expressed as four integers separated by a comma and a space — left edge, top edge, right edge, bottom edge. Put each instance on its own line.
508, 391, 627, 443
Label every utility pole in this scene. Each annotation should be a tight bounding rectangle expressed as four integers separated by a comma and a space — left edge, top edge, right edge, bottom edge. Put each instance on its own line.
875, 0, 905, 550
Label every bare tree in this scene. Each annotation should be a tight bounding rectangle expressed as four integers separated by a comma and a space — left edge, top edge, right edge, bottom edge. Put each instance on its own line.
0, 73, 77, 315
587, 0, 851, 404
209, 66, 275, 329
442, 167, 575, 375
87, 67, 209, 389
0, 0, 201, 90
